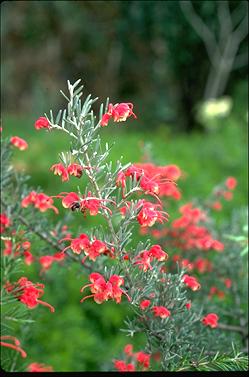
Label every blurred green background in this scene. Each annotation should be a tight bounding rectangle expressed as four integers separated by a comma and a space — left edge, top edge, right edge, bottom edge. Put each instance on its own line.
1, 0, 248, 372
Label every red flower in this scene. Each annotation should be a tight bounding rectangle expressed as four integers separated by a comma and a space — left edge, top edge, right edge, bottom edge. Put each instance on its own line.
225, 177, 237, 190
80, 273, 130, 304
224, 278, 232, 289
140, 299, 151, 310
101, 103, 137, 127
34, 117, 50, 130
182, 274, 201, 291
0, 335, 27, 358
124, 344, 133, 356
0, 213, 11, 233
223, 191, 233, 201
149, 245, 168, 261
137, 200, 169, 227
212, 201, 222, 211
185, 302, 192, 310
134, 250, 153, 272
114, 360, 135, 372
39, 256, 54, 274
5, 277, 55, 312
50, 163, 69, 182
21, 191, 58, 214
27, 363, 53, 372
152, 306, 171, 318
135, 351, 151, 369
67, 163, 84, 178
10, 136, 28, 151
23, 250, 34, 266
202, 313, 219, 328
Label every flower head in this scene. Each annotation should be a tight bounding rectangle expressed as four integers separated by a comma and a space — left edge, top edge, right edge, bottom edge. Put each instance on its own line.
10, 136, 28, 151
152, 306, 171, 318
182, 274, 201, 291
101, 102, 137, 127
202, 313, 219, 328
34, 117, 50, 130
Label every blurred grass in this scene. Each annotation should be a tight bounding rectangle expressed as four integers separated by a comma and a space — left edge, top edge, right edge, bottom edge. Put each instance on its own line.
1, 86, 248, 371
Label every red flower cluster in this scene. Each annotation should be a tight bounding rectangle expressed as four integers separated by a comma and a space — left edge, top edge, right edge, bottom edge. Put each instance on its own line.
34, 117, 50, 130
202, 313, 219, 328
27, 363, 53, 372
114, 344, 151, 372
137, 200, 169, 227
210, 176, 237, 210
50, 162, 89, 182
10, 136, 28, 151
60, 234, 112, 263
21, 191, 59, 214
5, 277, 55, 312
152, 305, 171, 318
101, 103, 137, 127
182, 274, 201, 291
80, 273, 131, 304
140, 299, 151, 310
0, 213, 11, 233
134, 163, 182, 199
116, 163, 181, 200
225, 177, 237, 190
165, 203, 224, 252
134, 245, 168, 271
0, 335, 27, 358
55, 191, 114, 216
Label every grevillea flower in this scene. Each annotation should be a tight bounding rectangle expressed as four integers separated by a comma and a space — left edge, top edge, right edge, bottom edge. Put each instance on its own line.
224, 278, 232, 289
202, 313, 219, 328
222, 191, 233, 201
55, 191, 114, 216
134, 250, 153, 272
23, 250, 34, 266
0, 213, 11, 233
39, 256, 54, 274
3, 240, 13, 256
114, 360, 135, 372
137, 200, 169, 227
140, 299, 151, 310
182, 274, 201, 291
101, 103, 137, 127
10, 136, 28, 151
124, 344, 133, 356
152, 306, 171, 318
67, 163, 84, 178
21, 191, 59, 214
135, 351, 151, 369
27, 363, 53, 372
34, 117, 50, 130
60, 234, 91, 255
212, 201, 222, 211
50, 163, 69, 182
80, 273, 131, 304
0, 336, 27, 358
185, 302, 192, 310
149, 245, 168, 261
5, 277, 55, 312
225, 177, 237, 190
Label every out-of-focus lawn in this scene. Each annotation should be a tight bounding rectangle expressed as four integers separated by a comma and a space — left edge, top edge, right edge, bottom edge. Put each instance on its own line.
1, 90, 247, 371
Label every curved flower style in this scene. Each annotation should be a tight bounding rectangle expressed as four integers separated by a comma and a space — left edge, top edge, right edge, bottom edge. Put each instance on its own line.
5, 277, 55, 312
0, 336, 27, 358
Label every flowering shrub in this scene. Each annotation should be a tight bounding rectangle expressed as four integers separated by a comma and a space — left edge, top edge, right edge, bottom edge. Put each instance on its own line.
1, 80, 248, 372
